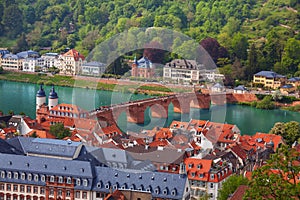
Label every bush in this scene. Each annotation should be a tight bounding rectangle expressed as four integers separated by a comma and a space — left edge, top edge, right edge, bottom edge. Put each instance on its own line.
256, 95, 275, 109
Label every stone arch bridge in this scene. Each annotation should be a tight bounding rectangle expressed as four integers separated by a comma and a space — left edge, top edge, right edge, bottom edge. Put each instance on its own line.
88, 92, 256, 127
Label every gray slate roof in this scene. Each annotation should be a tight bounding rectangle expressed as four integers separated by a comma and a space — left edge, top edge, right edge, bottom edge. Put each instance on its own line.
83, 146, 155, 171
16, 50, 39, 59
234, 85, 247, 91
0, 139, 23, 155
7, 137, 82, 158
2, 53, 21, 60
254, 71, 285, 78
92, 166, 188, 199
128, 147, 186, 165
0, 153, 94, 190
288, 77, 300, 82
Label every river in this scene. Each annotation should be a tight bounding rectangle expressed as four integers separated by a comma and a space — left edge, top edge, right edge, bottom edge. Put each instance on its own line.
0, 80, 299, 135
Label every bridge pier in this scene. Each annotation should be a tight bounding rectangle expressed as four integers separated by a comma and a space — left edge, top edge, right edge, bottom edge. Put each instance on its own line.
128, 106, 145, 124
151, 104, 169, 118
172, 99, 190, 114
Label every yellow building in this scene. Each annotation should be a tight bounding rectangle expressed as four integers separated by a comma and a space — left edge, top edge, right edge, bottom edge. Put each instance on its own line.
253, 71, 286, 89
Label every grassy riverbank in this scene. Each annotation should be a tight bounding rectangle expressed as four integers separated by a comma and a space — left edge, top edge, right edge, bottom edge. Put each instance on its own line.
0, 71, 189, 95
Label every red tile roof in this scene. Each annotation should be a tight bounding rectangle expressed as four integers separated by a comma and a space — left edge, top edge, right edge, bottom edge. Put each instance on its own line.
185, 158, 212, 181
63, 49, 85, 61
230, 144, 247, 160
228, 185, 248, 200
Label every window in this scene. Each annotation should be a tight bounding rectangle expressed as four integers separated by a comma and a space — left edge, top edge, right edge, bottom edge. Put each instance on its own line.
33, 186, 38, 194
27, 174, 32, 181
197, 164, 202, 169
41, 175, 45, 182
7, 172, 11, 179
191, 172, 195, 177
171, 189, 177, 196
14, 172, 18, 179
75, 191, 80, 198
188, 163, 193, 168
199, 173, 204, 178
40, 187, 45, 194
83, 179, 88, 187
0, 183, 4, 190
67, 177, 72, 184
50, 176, 55, 182
13, 185, 18, 192
210, 183, 214, 189
66, 190, 71, 197
21, 173, 25, 180
76, 178, 81, 186
82, 192, 87, 199
58, 176, 63, 183
20, 185, 25, 192
27, 186, 31, 193
58, 189, 62, 196
163, 189, 168, 195
1, 171, 5, 178
210, 174, 215, 179
7, 184, 11, 191
49, 188, 54, 196
34, 175, 39, 182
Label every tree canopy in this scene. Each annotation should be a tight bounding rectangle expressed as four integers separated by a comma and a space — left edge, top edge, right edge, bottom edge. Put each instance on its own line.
245, 145, 300, 200
49, 123, 71, 139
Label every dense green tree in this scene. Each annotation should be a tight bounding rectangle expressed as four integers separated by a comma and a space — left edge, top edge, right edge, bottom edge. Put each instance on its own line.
270, 121, 300, 146
13, 33, 29, 53
231, 32, 248, 60
245, 43, 258, 80
49, 123, 71, 139
256, 95, 275, 110
23, 5, 36, 24
264, 30, 284, 68
281, 38, 300, 74
245, 145, 300, 199
218, 175, 248, 200
2, 5, 23, 38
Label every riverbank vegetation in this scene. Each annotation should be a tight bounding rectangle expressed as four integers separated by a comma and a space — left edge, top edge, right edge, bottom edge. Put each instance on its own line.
0, 71, 188, 95
0, 0, 299, 86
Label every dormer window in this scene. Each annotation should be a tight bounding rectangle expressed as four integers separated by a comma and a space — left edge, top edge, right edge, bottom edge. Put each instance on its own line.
58, 176, 63, 183
197, 164, 202, 169
171, 189, 177, 196
188, 163, 193, 168
83, 179, 88, 187
21, 173, 25, 180
155, 187, 160, 194
14, 172, 18, 179
210, 174, 215, 179
7, 172, 12, 179
199, 173, 204, 178
41, 175, 45, 182
163, 188, 168, 195
34, 175, 39, 182
76, 178, 81, 186
67, 177, 72, 184
50, 176, 55, 182
0, 171, 5, 178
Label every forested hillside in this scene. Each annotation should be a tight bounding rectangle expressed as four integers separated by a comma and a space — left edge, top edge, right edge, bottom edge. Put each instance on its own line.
0, 0, 299, 83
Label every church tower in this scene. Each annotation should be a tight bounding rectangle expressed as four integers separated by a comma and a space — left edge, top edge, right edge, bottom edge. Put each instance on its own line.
48, 85, 58, 109
36, 84, 46, 111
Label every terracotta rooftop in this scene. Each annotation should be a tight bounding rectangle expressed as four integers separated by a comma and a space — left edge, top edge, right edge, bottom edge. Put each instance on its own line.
228, 185, 248, 200
63, 49, 85, 61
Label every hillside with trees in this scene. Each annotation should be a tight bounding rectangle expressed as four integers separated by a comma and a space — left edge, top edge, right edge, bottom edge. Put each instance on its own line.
0, 0, 299, 83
